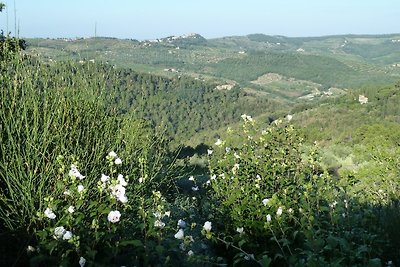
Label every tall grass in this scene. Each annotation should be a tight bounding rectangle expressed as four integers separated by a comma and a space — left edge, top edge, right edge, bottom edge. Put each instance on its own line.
0, 41, 126, 232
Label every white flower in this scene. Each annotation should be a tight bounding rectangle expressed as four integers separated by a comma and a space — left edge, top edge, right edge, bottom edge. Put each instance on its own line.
203, 221, 212, 231
63, 231, 73, 240
107, 210, 121, 223
118, 194, 128, 204
234, 152, 240, 159
187, 250, 194, 256
188, 176, 195, 181
68, 206, 75, 214
210, 174, 216, 180
69, 164, 85, 180
266, 214, 272, 222
177, 219, 186, 228
139, 177, 144, 183
207, 149, 213, 155
262, 198, 269, 206
154, 219, 165, 228
215, 139, 222, 146
277, 207, 283, 216
286, 114, 293, 121
115, 158, 122, 165
164, 211, 171, 217
225, 147, 231, 153
44, 208, 56, 219
192, 186, 199, 191
236, 227, 244, 234
100, 174, 110, 183
79, 256, 86, 267
108, 151, 117, 158
153, 211, 162, 219
174, 229, 185, 240
63, 190, 71, 196
117, 174, 127, 186
110, 184, 126, 199
288, 208, 294, 214
26, 246, 35, 252
54, 226, 66, 239
77, 184, 84, 193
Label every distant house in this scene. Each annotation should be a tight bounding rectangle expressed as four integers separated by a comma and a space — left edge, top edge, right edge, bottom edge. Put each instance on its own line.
358, 95, 368, 104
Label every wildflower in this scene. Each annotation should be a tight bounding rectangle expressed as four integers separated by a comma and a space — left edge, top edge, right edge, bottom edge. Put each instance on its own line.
69, 164, 85, 180
330, 201, 338, 208
225, 147, 231, 153
262, 198, 269, 206
107, 210, 121, 223
215, 139, 222, 146
118, 194, 128, 204
117, 174, 127, 186
234, 152, 240, 159
207, 149, 213, 155
139, 177, 144, 183
277, 207, 283, 216
192, 186, 199, 191
236, 227, 244, 234
44, 208, 56, 219
108, 151, 117, 158
153, 211, 162, 219
210, 174, 216, 180
154, 219, 165, 229
63, 190, 71, 196
266, 214, 272, 222
63, 231, 73, 240
164, 211, 171, 217
286, 114, 293, 121
115, 158, 122, 165
100, 174, 110, 183
54, 226, 66, 239
188, 176, 195, 181
68, 206, 75, 214
77, 184, 84, 193
26, 246, 35, 252
187, 250, 194, 256
288, 208, 293, 214
110, 184, 126, 200
203, 221, 212, 231
177, 219, 186, 228
241, 114, 253, 122
79, 256, 86, 267
232, 163, 239, 174
174, 229, 185, 240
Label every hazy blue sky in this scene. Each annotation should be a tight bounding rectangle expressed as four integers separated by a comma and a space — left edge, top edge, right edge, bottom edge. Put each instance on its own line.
0, 0, 399, 40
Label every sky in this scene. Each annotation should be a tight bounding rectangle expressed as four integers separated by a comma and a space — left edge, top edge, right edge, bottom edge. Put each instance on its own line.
0, 0, 399, 40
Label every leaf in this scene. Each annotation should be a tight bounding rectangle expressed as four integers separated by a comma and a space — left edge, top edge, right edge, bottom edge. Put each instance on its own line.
238, 239, 246, 248
259, 255, 272, 267
119, 239, 143, 247
367, 258, 382, 267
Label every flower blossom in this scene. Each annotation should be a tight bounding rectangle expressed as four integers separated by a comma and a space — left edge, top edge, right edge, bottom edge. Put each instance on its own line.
187, 250, 194, 256
68, 206, 75, 214
154, 219, 165, 229
266, 214, 272, 222
79, 257, 86, 267
277, 207, 283, 216
177, 219, 186, 228
215, 139, 222, 146
262, 198, 269, 206
236, 227, 244, 234
117, 174, 127, 186
77, 184, 84, 193
174, 229, 184, 240
100, 174, 110, 183
107, 210, 121, 223
207, 149, 213, 155
69, 164, 85, 180
54, 226, 66, 239
115, 158, 122, 165
44, 208, 56, 219
63, 231, 73, 240
203, 221, 212, 231
108, 151, 117, 158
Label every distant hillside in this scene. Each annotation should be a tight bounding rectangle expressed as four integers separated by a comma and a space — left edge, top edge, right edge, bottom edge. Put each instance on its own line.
25, 33, 400, 107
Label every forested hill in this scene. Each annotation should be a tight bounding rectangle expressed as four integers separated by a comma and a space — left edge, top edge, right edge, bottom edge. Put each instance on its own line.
24, 59, 281, 146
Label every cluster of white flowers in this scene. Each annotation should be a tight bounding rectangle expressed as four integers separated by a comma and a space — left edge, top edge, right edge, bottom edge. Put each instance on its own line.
241, 114, 253, 122
109, 175, 128, 203
153, 210, 171, 229
79, 256, 86, 267
54, 226, 73, 240
108, 151, 122, 165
